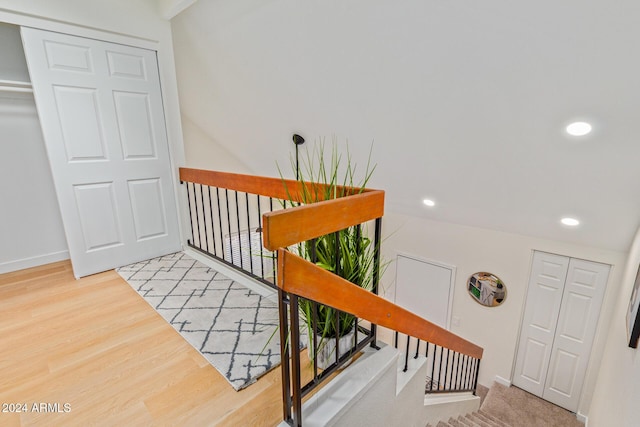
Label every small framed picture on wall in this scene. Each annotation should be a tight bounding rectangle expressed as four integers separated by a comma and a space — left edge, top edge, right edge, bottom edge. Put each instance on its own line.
627, 265, 640, 348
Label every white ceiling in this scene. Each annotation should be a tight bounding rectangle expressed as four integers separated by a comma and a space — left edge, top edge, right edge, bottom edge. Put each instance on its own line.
170, 0, 640, 252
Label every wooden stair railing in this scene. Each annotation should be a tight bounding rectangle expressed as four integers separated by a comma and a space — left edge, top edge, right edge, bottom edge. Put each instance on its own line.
178, 167, 484, 426
276, 249, 483, 359
274, 249, 484, 427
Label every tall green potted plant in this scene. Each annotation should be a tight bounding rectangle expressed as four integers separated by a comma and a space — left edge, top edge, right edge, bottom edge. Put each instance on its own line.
281, 140, 383, 368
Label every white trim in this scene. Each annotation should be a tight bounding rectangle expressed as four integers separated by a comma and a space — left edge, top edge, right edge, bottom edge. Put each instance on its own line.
0, 250, 69, 274
394, 251, 456, 330
162, 0, 198, 20
577, 412, 588, 425
494, 375, 512, 387
0, 79, 32, 93
0, 9, 159, 49
184, 247, 277, 302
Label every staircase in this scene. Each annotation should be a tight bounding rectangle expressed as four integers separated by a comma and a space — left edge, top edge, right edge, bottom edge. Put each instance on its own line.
430, 410, 511, 427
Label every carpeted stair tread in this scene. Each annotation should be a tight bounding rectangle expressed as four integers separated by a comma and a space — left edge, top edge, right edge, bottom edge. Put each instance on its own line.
448, 417, 466, 427
480, 382, 584, 427
474, 410, 505, 426
478, 410, 511, 427
468, 413, 493, 427
456, 415, 475, 426
437, 421, 454, 427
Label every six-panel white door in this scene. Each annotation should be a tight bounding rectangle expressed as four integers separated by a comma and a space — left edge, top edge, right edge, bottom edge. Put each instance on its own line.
513, 251, 610, 412
543, 258, 610, 411
513, 252, 569, 397
21, 28, 181, 278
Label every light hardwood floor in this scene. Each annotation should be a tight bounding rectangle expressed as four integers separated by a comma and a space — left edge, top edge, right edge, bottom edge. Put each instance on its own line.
0, 261, 286, 426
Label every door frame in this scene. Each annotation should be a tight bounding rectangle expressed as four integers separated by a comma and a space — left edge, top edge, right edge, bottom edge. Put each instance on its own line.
0, 9, 188, 259
511, 249, 613, 416
394, 251, 456, 330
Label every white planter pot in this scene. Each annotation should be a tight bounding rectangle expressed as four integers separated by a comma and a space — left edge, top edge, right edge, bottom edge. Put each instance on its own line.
310, 327, 356, 370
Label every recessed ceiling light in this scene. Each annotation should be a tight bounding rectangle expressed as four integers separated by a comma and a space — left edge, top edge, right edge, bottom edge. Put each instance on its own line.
561, 217, 580, 226
565, 122, 592, 136
423, 199, 435, 207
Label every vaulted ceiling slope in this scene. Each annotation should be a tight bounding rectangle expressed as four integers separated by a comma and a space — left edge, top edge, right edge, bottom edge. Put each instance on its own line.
170, 0, 640, 252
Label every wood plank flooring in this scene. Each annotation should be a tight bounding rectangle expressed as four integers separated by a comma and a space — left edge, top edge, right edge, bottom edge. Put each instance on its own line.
0, 261, 285, 426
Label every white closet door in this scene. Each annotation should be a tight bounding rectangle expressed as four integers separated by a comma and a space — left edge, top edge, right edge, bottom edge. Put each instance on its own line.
513, 252, 569, 397
21, 28, 181, 277
543, 258, 609, 411
514, 251, 610, 412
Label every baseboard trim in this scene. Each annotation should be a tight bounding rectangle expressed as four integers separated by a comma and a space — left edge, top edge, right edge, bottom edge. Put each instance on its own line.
494, 375, 512, 387
577, 412, 588, 426
0, 250, 69, 274
184, 248, 276, 301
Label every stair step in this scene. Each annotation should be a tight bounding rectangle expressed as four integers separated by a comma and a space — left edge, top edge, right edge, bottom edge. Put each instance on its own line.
465, 413, 492, 427
434, 409, 511, 427
478, 410, 510, 427
457, 415, 475, 426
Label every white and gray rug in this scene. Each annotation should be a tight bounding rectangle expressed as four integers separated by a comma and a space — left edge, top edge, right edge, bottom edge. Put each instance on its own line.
116, 252, 281, 391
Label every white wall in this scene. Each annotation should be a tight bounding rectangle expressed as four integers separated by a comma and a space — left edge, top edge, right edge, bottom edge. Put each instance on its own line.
0, 0, 188, 272
182, 116, 252, 173
588, 225, 640, 426
379, 211, 626, 417
0, 93, 68, 272
0, 23, 68, 272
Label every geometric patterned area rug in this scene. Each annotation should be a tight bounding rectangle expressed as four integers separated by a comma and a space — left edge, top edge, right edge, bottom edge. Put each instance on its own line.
116, 252, 281, 391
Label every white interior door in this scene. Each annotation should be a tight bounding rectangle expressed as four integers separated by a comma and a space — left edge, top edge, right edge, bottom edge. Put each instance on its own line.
21, 28, 181, 278
513, 251, 610, 412
543, 258, 609, 410
395, 255, 454, 329
513, 252, 569, 396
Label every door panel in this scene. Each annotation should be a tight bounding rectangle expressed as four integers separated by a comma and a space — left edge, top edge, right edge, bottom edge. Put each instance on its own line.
513, 252, 569, 396
395, 255, 454, 329
542, 258, 610, 410
128, 178, 168, 241
22, 28, 180, 277
73, 182, 122, 250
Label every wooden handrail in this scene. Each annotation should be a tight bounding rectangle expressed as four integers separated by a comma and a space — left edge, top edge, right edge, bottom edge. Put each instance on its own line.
262, 190, 384, 250
277, 249, 484, 360
179, 167, 373, 202
179, 167, 385, 252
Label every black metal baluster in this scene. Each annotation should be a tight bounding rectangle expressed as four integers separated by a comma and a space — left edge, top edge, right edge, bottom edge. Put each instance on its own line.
436, 346, 444, 390
415, 339, 420, 359
207, 187, 217, 256
473, 359, 480, 394
269, 197, 276, 276
235, 191, 243, 269
312, 300, 318, 378
335, 307, 340, 367
404, 336, 410, 372
245, 193, 253, 274
370, 218, 382, 347
216, 188, 225, 257
186, 182, 195, 246
194, 184, 203, 249
256, 195, 265, 280
289, 295, 302, 427
456, 352, 463, 389
224, 189, 233, 264
443, 348, 450, 390
394, 331, 399, 348
430, 344, 437, 391
277, 290, 292, 423
200, 183, 209, 252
